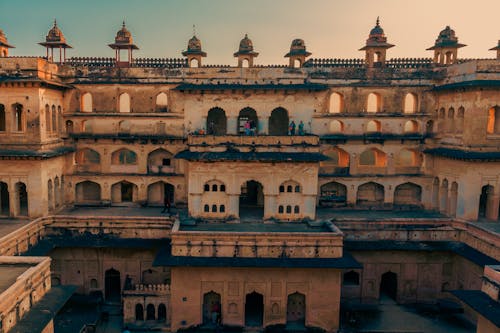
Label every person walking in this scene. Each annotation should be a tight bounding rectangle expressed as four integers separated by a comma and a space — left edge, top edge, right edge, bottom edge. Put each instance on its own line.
161, 193, 171, 214
244, 120, 251, 135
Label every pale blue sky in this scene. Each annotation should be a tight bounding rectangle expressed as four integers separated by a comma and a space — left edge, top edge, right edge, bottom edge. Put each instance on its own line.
1, 0, 498, 64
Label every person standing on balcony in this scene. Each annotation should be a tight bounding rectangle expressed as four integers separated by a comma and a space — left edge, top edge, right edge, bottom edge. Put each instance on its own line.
244, 120, 251, 135
162, 193, 171, 214
298, 120, 305, 135
289, 120, 296, 135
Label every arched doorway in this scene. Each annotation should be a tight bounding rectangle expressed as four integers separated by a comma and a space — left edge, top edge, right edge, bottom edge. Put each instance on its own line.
238, 107, 258, 135
287, 292, 306, 326
0, 182, 9, 216
147, 181, 175, 206
245, 292, 263, 327
207, 107, 227, 135
269, 107, 289, 135
203, 291, 221, 325
111, 181, 137, 204
479, 185, 497, 220
158, 303, 167, 321
104, 268, 121, 302
16, 182, 28, 216
240, 180, 264, 220
146, 304, 155, 320
135, 304, 144, 321
380, 272, 397, 301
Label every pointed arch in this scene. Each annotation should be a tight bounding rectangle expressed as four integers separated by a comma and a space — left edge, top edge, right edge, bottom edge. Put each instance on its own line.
75, 148, 101, 164
320, 181, 347, 206
269, 107, 289, 135
329, 120, 344, 133
366, 92, 381, 113
320, 147, 349, 175
75, 181, 101, 203
155, 92, 168, 112
394, 182, 422, 206
81, 93, 93, 112
119, 93, 131, 113
357, 182, 384, 206
359, 148, 386, 166
148, 148, 173, 173
403, 120, 419, 133
403, 93, 417, 113
207, 107, 227, 135
329, 92, 344, 113
366, 120, 381, 133
111, 148, 137, 165
238, 107, 258, 135
487, 106, 500, 134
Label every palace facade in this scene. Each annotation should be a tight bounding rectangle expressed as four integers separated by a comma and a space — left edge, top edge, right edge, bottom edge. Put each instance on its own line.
0, 19, 499, 333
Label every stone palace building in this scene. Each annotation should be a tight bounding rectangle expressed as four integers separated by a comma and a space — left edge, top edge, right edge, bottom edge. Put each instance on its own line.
0, 18, 498, 333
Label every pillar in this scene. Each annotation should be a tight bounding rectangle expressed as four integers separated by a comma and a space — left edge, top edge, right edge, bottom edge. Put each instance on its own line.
385, 185, 394, 206
350, 154, 358, 175
8, 187, 17, 217
386, 153, 395, 175
260, 117, 269, 135
264, 194, 277, 219
102, 183, 112, 203
347, 184, 357, 206
227, 116, 238, 135
228, 194, 239, 219
303, 195, 317, 220
138, 184, 147, 203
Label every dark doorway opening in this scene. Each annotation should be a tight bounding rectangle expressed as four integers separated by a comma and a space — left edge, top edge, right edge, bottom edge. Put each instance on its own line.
135, 304, 144, 321
146, 304, 155, 320
104, 268, 121, 302
158, 303, 167, 321
240, 180, 264, 220
245, 292, 263, 327
203, 291, 221, 325
207, 107, 227, 135
0, 182, 9, 216
380, 271, 397, 301
164, 183, 174, 204
121, 182, 133, 202
16, 182, 28, 216
238, 107, 258, 135
269, 107, 289, 135
287, 292, 306, 326
478, 185, 493, 218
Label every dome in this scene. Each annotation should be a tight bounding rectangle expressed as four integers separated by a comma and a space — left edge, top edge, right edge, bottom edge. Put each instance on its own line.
188, 35, 202, 52
182, 35, 207, 57
427, 26, 466, 50
369, 17, 384, 36
284, 38, 311, 57
45, 19, 67, 43
0, 29, 14, 48
115, 21, 133, 45
238, 34, 254, 53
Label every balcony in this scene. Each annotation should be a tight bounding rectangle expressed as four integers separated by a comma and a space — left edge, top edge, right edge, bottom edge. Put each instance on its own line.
188, 134, 319, 146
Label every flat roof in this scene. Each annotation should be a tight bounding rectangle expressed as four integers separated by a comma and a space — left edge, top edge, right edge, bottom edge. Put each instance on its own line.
154, 246, 361, 269
0, 264, 33, 294
175, 150, 327, 162
9, 285, 77, 333
451, 290, 500, 327
179, 222, 333, 233
345, 241, 499, 267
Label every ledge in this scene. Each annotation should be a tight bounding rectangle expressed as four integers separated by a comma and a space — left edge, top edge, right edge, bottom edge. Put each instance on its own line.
424, 147, 500, 161
451, 290, 500, 327
175, 150, 327, 162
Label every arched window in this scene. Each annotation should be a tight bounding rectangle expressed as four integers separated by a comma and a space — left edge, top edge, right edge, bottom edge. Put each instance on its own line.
118, 120, 131, 133
279, 181, 302, 194
204, 204, 209, 212
447, 107, 455, 133
487, 106, 500, 134
190, 58, 199, 67
366, 93, 381, 113
57, 106, 63, 134
286, 205, 292, 213
403, 120, 418, 133
356, 182, 384, 206
155, 92, 168, 112
279, 185, 285, 193
76, 149, 100, 165
366, 120, 381, 133
13, 103, 23, 131
287, 185, 292, 192
212, 184, 218, 192
456, 107, 464, 133
394, 182, 422, 206
403, 93, 417, 113
278, 205, 284, 213
359, 148, 386, 166
0, 104, 5, 131
119, 93, 131, 113
343, 271, 360, 285
82, 120, 92, 133
158, 304, 167, 321
135, 304, 144, 321
81, 93, 93, 112
329, 120, 344, 133
396, 149, 418, 166
75, 181, 101, 203
269, 107, 289, 135
146, 304, 155, 320
294, 205, 300, 213
220, 205, 225, 213
204, 184, 210, 192
51, 105, 57, 133
207, 107, 227, 135
329, 92, 343, 113
111, 149, 137, 164
45, 104, 51, 133
211, 204, 217, 212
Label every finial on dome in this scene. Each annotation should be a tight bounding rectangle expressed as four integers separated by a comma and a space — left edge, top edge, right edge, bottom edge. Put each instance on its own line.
193, 24, 196, 36
376, 16, 380, 26
54, 19, 57, 27
122, 20, 126, 28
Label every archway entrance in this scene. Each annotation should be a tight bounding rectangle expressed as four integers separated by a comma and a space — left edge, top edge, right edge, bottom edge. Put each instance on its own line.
135, 304, 144, 321
0, 182, 9, 216
240, 180, 264, 220
479, 185, 496, 220
104, 268, 121, 302
16, 182, 28, 216
380, 272, 397, 301
245, 292, 263, 327
287, 292, 306, 326
203, 291, 221, 325
238, 107, 258, 135
207, 107, 227, 135
147, 182, 175, 206
269, 107, 289, 135
121, 182, 133, 202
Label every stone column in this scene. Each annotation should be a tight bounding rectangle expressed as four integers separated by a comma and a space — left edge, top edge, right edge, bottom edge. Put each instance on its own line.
260, 117, 269, 135
347, 184, 357, 207
386, 153, 395, 175
350, 154, 358, 175
385, 185, 394, 206
228, 194, 239, 220
101, 183, 112, 204
227, 117, 238, 135
189, 193, 202, 217
264, 194, 277, 219
303, 195, 317, 220
137, 184, 147, 204
8, 187, 17, 217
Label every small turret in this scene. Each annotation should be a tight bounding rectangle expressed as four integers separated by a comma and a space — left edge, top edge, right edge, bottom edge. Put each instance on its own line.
182, 34, 207, 68
38, 19, 72, 63
359, 17, 394, 67
234, 34, 258, 67
108, 21, 139, 67
489, 40, 500, 60
0, 29, 15, 57
427, 26, 466, 65
284, 39, 311, 68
